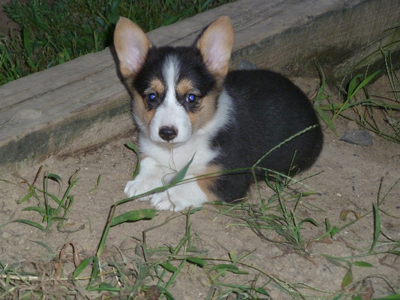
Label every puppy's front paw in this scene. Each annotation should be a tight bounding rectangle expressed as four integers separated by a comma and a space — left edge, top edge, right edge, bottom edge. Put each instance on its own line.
124, 176, 161, 200
124, 157, 167, 200
150, 191, 175, 210
150, 181, 208, 211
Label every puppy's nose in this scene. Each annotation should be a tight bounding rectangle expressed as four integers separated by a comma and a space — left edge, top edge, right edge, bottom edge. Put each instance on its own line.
159, 126, 177, 141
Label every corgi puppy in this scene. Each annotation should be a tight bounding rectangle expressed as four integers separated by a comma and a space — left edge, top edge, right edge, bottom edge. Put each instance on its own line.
114, 16, 323, 211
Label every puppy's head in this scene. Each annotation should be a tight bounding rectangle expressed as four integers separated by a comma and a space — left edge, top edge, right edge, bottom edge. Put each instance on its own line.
114, 16, 234, 145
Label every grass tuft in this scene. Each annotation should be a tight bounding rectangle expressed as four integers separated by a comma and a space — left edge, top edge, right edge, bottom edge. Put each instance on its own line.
314, 26, 400, 144
0, 167, 79, 232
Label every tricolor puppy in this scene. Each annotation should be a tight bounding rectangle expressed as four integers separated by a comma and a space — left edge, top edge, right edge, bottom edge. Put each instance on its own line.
114, 16, 323, 211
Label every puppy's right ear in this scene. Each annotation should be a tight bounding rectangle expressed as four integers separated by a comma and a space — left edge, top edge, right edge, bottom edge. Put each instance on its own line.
114, 17, 151, 78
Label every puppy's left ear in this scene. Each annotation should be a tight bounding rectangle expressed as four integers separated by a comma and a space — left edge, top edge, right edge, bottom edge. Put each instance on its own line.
114, 17, 151, 78
196, 16, 234, 78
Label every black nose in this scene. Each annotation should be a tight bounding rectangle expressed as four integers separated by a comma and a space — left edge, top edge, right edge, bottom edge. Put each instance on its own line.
159, 126, 177, 141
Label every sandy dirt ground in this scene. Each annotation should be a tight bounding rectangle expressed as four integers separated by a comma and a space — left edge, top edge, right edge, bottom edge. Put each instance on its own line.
0, 72, 399, 299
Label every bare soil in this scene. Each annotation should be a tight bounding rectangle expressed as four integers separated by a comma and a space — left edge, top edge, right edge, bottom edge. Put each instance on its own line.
0, 73, 399, 299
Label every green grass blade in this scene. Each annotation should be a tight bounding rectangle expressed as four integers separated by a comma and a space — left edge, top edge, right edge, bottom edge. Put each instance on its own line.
97, 224, 110, 257
255, 287, 271, 296
370, 202, 381, 253
347, 74, 363, 98
158, 286, 176, 300
125, 142, 140, 179
93, 282, 120, 292
298, 217, 318, 227
171, 154, 195, 184
350, 71, 380, 99
45, 173, 63, 183
62, 47, 70, 61
316, 104, 335, 131
341, 267, 353, 288
209, 264, 245, 274
164, 258, 187, 290
89, 174, 101, 193
45, 192, 61, 205
17, 189, 36, 204
160, 262, 177, 272
12, 219, 45, 231
73, 257, 91, 279
22, 27, 32, 55
29, 240, 53, 254
187, 257, 206, 267
314, 64, 336, 130
88, 256, 100, 290
373, 295, 400, 300
110, 209, 158, 226
22, 206, 46, 214
353, 261, 373, 267
201, 0, 214, 11
0, 220, 13, 229
187, 207, 202, 214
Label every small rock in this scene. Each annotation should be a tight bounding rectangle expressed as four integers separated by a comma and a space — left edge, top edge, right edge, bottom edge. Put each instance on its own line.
236, 59, 258, 70
2, 232, 11, 239
339, 129, 373, 146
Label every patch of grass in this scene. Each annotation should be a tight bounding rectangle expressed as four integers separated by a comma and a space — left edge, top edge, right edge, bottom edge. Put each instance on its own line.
315, 176, 400, 299
220, 176, 400, 300
214, 141, 400, 298
0, 0, 233, 85
0, 167, 79, 231
314, 67, 399, 138
314, 25, 400, 143
218, 174, 320, 254
310, 37, 400, 297
0, 209, 278, 299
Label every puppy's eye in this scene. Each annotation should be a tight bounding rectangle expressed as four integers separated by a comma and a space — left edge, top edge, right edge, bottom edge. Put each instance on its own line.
186, 94, 197, 103
146, 93, 157, 102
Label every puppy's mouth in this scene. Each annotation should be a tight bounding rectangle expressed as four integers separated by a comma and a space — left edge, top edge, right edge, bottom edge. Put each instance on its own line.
155, 140, 186, 151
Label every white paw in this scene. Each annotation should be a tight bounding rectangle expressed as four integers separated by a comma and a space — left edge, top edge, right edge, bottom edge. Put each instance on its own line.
124, 156, 168, 200
150, 180, 208, 211
124, 176, 162, 200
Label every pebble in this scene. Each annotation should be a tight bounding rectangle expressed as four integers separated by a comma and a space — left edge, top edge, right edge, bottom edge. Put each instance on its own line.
339, 129, 373, 146
236, 59, 258, 70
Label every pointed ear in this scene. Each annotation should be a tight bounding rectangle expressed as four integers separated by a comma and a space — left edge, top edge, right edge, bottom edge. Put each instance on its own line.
114, 17, 151, 78
196, 16, 234, 77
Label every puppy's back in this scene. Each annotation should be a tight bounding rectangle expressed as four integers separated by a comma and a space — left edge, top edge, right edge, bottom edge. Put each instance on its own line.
211, 70, 323, 201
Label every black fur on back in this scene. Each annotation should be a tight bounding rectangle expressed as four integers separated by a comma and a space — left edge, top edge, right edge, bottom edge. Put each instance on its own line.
212, 70, 323, 202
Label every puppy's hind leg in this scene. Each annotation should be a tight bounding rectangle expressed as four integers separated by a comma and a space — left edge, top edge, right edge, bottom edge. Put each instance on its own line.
212, 172, 253, 204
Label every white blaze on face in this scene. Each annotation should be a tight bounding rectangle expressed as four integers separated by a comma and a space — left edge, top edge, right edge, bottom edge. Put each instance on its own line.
149, 55, 192, 144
